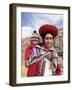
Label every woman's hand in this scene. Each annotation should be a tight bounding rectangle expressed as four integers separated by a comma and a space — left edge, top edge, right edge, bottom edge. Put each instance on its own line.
45, 51, 52, 60
45, 51, 52, 57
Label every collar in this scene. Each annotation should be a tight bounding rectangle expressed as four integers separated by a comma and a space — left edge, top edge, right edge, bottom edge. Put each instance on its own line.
34, 45, 55, 52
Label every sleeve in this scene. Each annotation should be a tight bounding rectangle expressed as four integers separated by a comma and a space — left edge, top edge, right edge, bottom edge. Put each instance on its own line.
52, 51, 63, 75
52, 51, 59, 58
31, 47, 40, 60
31, 47, 38, 59
25, 45, 32, 61
51, 51, 59, 71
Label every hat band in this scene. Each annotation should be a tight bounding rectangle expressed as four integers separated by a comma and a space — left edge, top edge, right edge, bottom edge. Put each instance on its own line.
31, 37, 39, 39
30, 37, 39, 41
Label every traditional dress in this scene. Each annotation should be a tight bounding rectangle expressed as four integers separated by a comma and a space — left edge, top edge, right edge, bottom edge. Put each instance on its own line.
27, 45, 62, 76
25, 44, 35, 61
27, 45, 44, 76
27, 24, 63, 76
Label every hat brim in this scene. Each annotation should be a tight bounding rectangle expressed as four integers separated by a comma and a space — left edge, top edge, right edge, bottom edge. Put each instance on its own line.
30, 37, 39, 41
39, 24, 58, 38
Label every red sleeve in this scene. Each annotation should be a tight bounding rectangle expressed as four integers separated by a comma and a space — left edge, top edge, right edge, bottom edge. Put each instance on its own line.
55, 64, 61, 75
24, 44, 34, 61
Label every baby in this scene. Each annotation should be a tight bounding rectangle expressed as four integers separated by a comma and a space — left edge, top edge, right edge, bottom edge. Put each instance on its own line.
25, 31, 40, 67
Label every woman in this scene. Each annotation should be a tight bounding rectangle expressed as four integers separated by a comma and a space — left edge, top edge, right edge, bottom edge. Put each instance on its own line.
27, 24, 62, 76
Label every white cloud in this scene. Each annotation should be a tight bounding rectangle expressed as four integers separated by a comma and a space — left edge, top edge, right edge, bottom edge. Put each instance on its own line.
32, 13, 63, 24
32, 14, 63, 30
22, 26, 33, 38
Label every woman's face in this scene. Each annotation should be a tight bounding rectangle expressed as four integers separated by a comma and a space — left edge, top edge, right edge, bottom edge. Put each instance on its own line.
44, 33, 54, 48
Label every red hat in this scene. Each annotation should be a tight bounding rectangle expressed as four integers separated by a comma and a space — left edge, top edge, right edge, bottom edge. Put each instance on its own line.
39, 24, 58, 38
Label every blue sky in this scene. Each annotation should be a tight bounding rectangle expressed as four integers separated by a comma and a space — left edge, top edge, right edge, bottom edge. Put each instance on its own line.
21, 12, 63, 38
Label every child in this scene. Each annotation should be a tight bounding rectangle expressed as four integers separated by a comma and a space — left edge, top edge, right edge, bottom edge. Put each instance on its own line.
25, 31, 40, 67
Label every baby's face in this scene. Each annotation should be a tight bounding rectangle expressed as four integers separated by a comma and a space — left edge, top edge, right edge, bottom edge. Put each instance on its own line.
32, 40, 39, 45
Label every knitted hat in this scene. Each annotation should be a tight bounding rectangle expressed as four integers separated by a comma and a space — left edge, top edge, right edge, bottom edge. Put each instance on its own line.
39, 24, 58, 38
30, 30, 40, 41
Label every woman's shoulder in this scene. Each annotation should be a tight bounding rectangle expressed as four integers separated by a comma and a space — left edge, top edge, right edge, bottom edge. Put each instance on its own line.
33, 44, 45, 50
34, 45, 41, 48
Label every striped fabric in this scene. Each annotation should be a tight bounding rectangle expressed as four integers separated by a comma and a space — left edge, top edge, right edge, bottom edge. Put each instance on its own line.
29, 45, 62, 75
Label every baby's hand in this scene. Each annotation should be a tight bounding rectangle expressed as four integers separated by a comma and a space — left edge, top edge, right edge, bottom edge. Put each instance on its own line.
25, 60, 29, 68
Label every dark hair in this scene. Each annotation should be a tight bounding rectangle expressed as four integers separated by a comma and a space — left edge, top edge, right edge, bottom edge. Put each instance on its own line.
41, 32, 54, 44
43, 32, 53, 39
